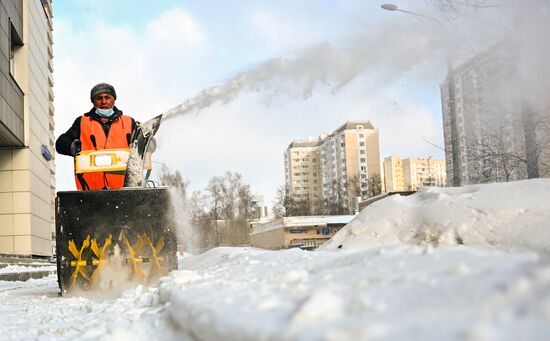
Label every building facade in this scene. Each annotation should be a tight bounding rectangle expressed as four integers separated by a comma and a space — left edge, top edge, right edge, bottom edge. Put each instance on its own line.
383, 155, 404, 192
250, 215, 354, 250
0, 0, 54, 256
284, 121, 381, 214
284, 140, 322, 204
441, 43, 550, 186
384, 156, 446, 191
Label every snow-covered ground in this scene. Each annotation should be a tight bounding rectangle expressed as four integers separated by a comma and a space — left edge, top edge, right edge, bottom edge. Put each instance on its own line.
2, 179, 550, 340
0, 264, 56, 274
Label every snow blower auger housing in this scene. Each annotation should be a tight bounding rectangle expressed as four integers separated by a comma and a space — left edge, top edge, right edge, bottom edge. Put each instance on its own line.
55, 115, 178, 295
55, 188, 177, 294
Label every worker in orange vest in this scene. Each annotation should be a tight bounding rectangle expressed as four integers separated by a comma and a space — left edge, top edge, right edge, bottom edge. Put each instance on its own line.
56, 83, 137, 190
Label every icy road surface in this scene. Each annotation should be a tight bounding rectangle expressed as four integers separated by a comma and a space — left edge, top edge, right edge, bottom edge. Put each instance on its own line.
0, 274, 187, 340
2, 179, 550, 340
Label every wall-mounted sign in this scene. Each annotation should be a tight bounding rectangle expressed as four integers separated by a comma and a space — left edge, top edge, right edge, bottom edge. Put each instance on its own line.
289, 229, 304, 234
41, 145, 52, 161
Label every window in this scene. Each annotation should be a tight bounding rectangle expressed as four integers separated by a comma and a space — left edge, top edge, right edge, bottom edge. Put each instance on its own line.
359, 134, 364, 138
9, 21, 24, 83
360, 150, 365, 154
360, 158, 366, 163
359, 142, 365, 146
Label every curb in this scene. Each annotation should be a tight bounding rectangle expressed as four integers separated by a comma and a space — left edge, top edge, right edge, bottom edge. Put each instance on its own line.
0, 270, 55, 282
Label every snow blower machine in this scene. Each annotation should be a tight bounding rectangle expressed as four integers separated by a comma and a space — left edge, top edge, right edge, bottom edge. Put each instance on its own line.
55, 115, 178, 295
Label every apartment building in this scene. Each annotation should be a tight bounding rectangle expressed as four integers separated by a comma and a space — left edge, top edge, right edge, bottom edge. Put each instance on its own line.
0, 0, 55, 256
384, 156, 446, 191
284, 140, 322, 202
284, 121, 381, 213
441, 42, 550, 185
383, 155, 404, 192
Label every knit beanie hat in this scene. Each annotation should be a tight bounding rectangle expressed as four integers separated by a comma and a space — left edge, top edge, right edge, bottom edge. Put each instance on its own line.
90, 83, 117, 102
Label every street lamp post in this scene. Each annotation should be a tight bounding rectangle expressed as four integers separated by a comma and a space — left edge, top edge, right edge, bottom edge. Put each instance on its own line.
381, 4, 462, 187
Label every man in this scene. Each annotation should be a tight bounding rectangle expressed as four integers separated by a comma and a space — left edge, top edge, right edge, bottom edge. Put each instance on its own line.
56, 83, 137, 190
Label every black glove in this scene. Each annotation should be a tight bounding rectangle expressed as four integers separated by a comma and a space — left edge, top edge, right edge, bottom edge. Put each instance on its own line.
70, 139, 81, 156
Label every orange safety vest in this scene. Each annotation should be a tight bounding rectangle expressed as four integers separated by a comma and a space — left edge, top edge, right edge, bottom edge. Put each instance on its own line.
75, 114, 134, 190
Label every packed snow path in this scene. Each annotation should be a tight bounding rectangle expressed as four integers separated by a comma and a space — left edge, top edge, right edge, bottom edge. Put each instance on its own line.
0, 275, 187, 340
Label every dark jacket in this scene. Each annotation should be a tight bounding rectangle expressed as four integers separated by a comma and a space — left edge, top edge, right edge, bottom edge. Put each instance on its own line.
56, 107, 137, 156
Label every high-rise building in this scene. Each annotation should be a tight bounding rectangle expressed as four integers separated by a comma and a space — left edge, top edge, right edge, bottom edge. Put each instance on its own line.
284, 121, 381, 214
441, 43, 550, 186
284, 139, 322, 204
383, 155, 405, 192
384, 156, 446, 191
403, 157, 446, 190
0, 0, 55, 256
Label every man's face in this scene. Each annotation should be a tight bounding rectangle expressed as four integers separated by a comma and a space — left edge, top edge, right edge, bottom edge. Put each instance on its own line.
93, 93, 115, 109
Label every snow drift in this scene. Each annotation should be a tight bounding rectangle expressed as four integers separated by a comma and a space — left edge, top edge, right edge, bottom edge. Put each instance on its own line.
322, 179, 550, 256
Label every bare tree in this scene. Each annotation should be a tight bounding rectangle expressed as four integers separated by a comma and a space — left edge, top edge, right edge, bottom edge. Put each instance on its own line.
206, 171, 255, 222
273, 185, 321, 217
366, 174, 383, 198
348, 174, 361, 198
189, 190, 209, 222
158, 168, 188, 198
319, 179, 348, 215
272, 185, 293, 217
431, 0, 504, 21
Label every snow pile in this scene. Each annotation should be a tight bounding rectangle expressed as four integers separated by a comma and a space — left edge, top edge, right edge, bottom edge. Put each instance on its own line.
156, 245, 550, 340
323, 179, 550, 255
0, 264, 56, 274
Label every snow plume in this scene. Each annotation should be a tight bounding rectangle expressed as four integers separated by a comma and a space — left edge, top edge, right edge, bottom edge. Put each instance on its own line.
158, 1, 549, 123
427, 0, 550, 105
167, 188, 202, 255
161, 20, 438, 122
509, 0, 550, 106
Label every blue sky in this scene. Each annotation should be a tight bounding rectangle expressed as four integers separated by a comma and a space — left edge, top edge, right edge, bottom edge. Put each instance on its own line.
53, 1, 446, 205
